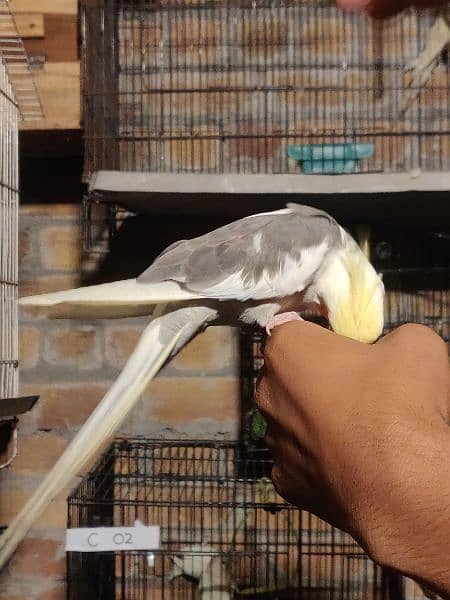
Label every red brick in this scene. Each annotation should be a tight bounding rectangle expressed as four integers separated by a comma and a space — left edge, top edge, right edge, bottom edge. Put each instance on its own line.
166, 135, 220, 171
0, 579, 43, 600
20, 381, 110, 430
19, 275, 80, 299
35, 495, 69, 530
104, 324, 143, 369
170, 18, 221, 47
172, 327, 238, 373
11, 433, 67, 476
0, 482, 68, 530
238, 19, 288, 47
19, 326, 41, 370
11, 538, 65, 578
20, 204, 80, 218
40, 584, 66, 600
0, 485, 32, 525
141, 377, 240, 423
299, 16, 341, 57
44, 325, 102, 370
40, 225, 81, 271
228, 128, 282, 161
19, 227, 32, 265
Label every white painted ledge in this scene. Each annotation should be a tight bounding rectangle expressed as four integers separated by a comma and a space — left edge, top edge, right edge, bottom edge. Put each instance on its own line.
90, 170, 450, 196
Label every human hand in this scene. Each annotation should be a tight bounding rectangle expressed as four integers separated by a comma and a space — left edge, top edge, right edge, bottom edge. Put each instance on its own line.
255, 322, 450, 594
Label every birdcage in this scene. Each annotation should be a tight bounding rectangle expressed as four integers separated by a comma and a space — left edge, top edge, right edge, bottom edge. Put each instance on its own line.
67, 439, 434, 599
80, 0, 450, 256
81, 0, 450, 179
0, 0, 43, 462
0, 51, 19, 402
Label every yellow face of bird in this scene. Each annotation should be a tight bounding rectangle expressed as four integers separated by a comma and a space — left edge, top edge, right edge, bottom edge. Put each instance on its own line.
323, 252, 385, 344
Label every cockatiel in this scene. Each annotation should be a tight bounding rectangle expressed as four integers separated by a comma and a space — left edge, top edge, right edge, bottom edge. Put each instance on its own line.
0, 203, 384, 568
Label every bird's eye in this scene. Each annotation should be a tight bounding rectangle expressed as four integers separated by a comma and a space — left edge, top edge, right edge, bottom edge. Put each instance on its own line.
375, 241, 392, 261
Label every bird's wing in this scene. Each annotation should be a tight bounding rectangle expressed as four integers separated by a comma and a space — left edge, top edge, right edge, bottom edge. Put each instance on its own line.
139, 204, 343, 301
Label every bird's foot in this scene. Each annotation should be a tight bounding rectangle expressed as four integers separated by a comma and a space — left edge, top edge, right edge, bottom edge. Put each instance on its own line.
265, 312, 303, 336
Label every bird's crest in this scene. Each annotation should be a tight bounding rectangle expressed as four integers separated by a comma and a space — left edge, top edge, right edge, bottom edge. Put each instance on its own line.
326, 251, 385, 344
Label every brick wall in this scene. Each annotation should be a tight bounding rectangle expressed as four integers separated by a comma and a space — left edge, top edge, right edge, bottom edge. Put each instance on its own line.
0, 204, 241, 599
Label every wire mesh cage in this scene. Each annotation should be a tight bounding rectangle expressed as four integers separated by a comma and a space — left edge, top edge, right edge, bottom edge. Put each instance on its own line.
0, 53, 19, 401
81, 0, 450, 179
67, 227, 448, 600
68, 439, 411, 600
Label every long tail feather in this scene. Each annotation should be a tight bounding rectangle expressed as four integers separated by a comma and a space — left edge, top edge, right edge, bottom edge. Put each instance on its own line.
19, 278, 199, 319
0, 313, 190, 569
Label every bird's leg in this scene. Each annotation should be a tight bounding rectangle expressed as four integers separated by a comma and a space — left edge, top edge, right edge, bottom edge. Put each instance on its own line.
265, 312, 303, 335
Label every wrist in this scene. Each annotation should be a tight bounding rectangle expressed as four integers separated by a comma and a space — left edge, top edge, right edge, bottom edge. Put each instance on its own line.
359, 424, 450, 595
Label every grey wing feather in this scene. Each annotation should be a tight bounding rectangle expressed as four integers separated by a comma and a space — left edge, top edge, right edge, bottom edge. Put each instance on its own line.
138, 204, 342, 292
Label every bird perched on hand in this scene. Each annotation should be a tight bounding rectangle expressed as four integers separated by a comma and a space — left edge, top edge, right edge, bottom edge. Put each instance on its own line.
0, 203, 384, 568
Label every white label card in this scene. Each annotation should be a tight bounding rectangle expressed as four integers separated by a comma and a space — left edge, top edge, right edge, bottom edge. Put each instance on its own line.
65, 520, 160, 553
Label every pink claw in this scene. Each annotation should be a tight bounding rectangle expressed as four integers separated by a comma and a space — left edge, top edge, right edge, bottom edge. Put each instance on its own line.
265, 312, 303, 336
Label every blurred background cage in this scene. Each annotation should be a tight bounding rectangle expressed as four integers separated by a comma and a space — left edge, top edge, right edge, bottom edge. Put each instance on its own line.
81, 0, 450, 178
0, 0, 43, 461
68, 225, 449, 600
0, 48, 19, 403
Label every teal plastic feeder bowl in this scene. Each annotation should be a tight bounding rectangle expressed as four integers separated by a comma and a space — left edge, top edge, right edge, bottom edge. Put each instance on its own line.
287, 143, 374, 174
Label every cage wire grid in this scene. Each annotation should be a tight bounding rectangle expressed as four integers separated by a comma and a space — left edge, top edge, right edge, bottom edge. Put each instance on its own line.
0, 0, 43, 122
68, 440, 396, 599
0, 51, 19, 401
81, 0, 450, 179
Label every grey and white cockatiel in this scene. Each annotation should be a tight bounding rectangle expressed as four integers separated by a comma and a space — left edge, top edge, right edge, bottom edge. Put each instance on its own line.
0, 203, 384, 568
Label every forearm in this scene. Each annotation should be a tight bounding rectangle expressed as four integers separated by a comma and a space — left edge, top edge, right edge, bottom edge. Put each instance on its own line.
364, 425, 450, 599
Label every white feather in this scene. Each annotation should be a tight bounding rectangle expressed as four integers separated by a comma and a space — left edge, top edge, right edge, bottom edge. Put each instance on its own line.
200, 240, 329, 301
19, 279, 200, 319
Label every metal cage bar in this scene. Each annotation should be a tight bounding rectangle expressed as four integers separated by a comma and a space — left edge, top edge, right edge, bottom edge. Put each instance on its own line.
0, 0, 43, 122
0, 51, 19, 400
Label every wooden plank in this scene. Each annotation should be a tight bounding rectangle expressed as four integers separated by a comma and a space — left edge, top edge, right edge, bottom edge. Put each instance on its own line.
9, 0, 77, 15
20, 62, 80, 131
13, 13, 44, 38
24, 14, 78, 62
